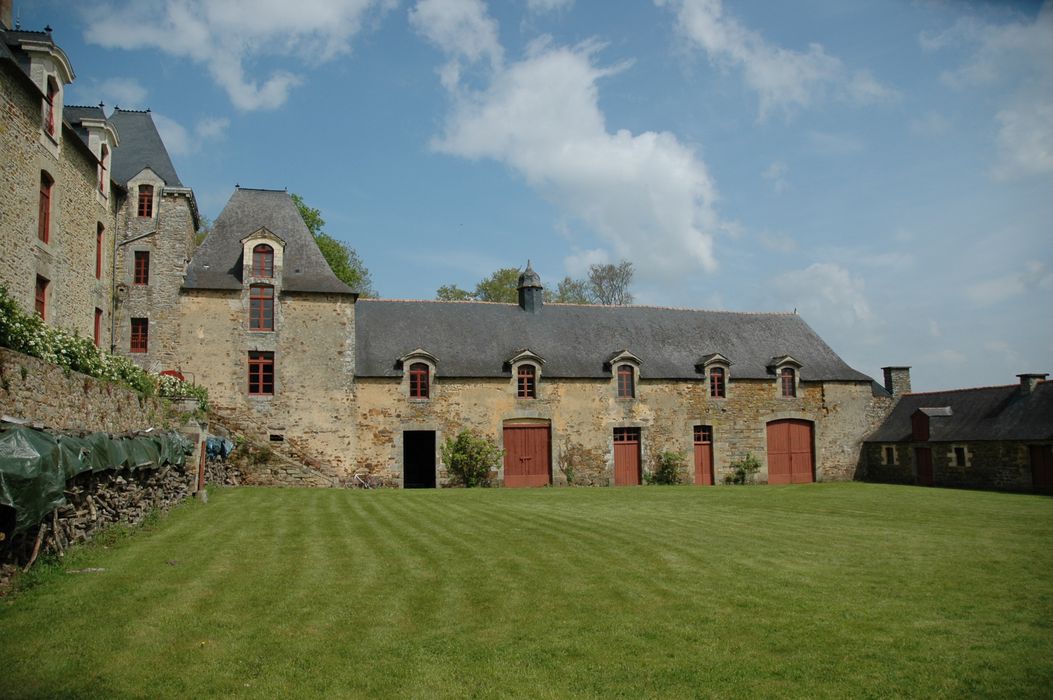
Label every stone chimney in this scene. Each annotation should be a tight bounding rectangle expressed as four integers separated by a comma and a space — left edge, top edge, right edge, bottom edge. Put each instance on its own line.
517, 261, 543, 314
1017, 373, 1048, 396
882, 366, 912, 397
1, 0, 13, 30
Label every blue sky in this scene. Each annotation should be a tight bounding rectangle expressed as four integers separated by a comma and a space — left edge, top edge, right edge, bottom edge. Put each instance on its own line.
20, 0, 1052, 391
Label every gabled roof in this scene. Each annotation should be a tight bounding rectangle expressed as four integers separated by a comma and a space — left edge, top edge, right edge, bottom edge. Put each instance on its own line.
866, 382, 1053, 442
109, 108, 182, 187
183, 188, 356, 295
355, 301, 874, 381
64, 104, 106, 146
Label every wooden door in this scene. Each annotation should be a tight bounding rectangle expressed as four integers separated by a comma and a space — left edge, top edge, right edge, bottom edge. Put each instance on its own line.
1031, 445, 1053, 495
614, 427, 641, 485
766, 420, 814, 484
915, 447, 933, 486
694, 425, 714, 485
503, 424, 551, 487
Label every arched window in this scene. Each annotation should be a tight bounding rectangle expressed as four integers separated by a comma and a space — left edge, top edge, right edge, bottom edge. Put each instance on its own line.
709, 366, 726, 398
38, 172, 53, 243
98, 144, 108, 193
252, 244, 274, 277
409, 362, 430, 399
517, 365, 537, 399
617, 364, 635, 399
781, 367, 796, 397
137, 184, 154, 217
249, 285, 274, 331
44, 78, 58, 135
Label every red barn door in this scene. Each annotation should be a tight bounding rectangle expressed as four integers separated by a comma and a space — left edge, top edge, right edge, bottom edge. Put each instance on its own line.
614, 427, 641, 485
503, 424, 551, 487
694, 425, 714, 485
766, 420, 814, 484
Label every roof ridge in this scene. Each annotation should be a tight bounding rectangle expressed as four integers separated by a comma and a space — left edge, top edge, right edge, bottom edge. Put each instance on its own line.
113, 107, 151, 113
236, 187, 289, 193
359, 298, 796, 314
904, 383, 1022, 396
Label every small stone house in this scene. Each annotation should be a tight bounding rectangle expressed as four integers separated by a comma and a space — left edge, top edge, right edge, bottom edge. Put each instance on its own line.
864, 372, 1053, 493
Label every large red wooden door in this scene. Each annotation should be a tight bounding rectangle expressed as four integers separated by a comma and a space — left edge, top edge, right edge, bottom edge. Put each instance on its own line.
915, 447, 933, 486
694, 425, 714, 485
1030, 445, 1053, 495
766, 420, 814, 484
614, 427, 641, 485
503, 424, 551, 487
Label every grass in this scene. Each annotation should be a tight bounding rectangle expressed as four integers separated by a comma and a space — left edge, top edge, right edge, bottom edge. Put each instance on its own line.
0, 483, 1051, 698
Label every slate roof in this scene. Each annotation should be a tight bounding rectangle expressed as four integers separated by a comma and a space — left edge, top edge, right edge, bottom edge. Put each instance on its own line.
64, 104, 106, 146
183, 188, 356, 295
108, 109, 182, 187
866, 382, 1053, 442
355, 300, 874, 381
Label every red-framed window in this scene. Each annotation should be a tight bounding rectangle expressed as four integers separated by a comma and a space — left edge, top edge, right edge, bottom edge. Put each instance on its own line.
781, 367, 796, 397
409, 362, 429, 399
44, 78, 57, 136
617, 364, 635, 399
614, 427, 640, 443
38, 172, 52, 243
137, 185, 153, 218
248, 351, 275, 396
133, 251, 150, 285
98, 144, 108, 193
517, 365, 537, 398
249, 285, 274, 331
130, 317, 148, 353
96, 223, 104, 279
709, 366, 726, 398
94, 308, 102, 347
34, 276, 48, 319
252, 244, 274, 277
693, 425, 713, 444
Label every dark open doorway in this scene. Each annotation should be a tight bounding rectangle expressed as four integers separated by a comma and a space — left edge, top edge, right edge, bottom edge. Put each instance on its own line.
404, 431, 436, 488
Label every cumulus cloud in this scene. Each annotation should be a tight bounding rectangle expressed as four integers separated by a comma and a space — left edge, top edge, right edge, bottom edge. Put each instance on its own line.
773, 263, 874, 329
526, 0, 574, 13
67, 77, 149, 110
657, 0, 897, 119
966, 261, 1053, 306
153, 114, 230, 156
83, 0, 389, 110
413, 2, 721, 279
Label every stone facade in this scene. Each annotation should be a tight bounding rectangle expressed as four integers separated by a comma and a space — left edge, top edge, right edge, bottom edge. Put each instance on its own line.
863, 441, 1038, 492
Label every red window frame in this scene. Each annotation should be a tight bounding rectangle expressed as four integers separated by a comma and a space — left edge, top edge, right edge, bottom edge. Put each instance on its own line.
517, 365, 537, 398
130, 317, 148, 353
44, 79, 57, 136
249, 285, 274, 331
94, 308, 102, 347
137, 185, 154, 218
617, 364, 635, 399
781, 367, 796, 397
409, 362, 429, 399
694, 425, 713, 444
248, 351, 275, 396
252, 244, 274, 277
34, 276, 48, 319
38, 172, 52, 243
133, 251, 150, 285
709, 366, 726, 398
614, 427, 640, 443
96, 224, 104, 279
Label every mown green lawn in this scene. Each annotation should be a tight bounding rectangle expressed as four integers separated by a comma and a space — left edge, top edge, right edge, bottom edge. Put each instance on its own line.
1, 483, 1051, 698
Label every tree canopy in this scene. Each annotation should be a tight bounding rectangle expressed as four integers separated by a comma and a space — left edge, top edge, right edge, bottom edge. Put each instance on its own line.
437, 261, 633, 305
291, 193, 376, 297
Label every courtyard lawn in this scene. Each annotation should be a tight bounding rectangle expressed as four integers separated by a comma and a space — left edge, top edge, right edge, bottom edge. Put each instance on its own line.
1, 484, 1051, 698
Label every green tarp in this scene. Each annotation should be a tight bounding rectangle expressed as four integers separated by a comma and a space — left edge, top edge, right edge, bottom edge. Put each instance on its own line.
0, 427, 193, 535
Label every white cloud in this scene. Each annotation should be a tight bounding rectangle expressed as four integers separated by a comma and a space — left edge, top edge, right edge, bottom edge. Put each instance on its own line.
929, 320, 941, 338
414, 3, 722, 279
658, 0, 897, 119
758, 231, 796, 253
526, 0, 573, 13
409, 0, 503, 67
67, 77, 149, 110
910, 111, 950, 137
153, 114, 230, 156
966, 261, 1053, 306
564, 248, 610, 276
83, 0, 388, 110
762, 160, 788, 193
773, 263, 873, 329
993, 99, 1053, 179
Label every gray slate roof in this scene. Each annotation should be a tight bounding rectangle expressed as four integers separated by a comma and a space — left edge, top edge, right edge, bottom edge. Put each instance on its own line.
64, 104, 106, 146
108, 109, 182, 187
355, 300, 874, 381
866, 383, 1053, 442
183, 188, 356, 295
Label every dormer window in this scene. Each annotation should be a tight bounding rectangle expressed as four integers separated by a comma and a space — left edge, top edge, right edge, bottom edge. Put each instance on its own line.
409, 363, 430, 399
44, 77, 58, 136
617, 364, 635, 399
710, 366, 726, 398
769, 355, 802, 399
253, 244, 274, 277
517, 365, 537, 398
137, 185, 154, 218
781, 367, 797, 397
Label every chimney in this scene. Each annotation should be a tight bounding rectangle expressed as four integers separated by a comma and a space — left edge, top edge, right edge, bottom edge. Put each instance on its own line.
1017, 373, 1048, 396
1, 1, 13, 30
517, 260, 543, 314
882, 366, 911, 397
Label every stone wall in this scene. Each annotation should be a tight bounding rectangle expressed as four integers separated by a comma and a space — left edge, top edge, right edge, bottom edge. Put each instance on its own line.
863, 440, 1042, 492
0, 347, 171, 432
0, 62, 116, 341
354, 374, 883, 487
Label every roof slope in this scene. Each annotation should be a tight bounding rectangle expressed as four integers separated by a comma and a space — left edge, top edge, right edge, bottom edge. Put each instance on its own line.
64, 104, 106, 146
108, 109, 182, 186
355, 300, 873, 380
183, 188, 355, 295
867, 382, 1053, 442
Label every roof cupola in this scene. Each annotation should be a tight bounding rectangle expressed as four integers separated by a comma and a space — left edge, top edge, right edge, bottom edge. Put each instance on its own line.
517, 260, 543, 314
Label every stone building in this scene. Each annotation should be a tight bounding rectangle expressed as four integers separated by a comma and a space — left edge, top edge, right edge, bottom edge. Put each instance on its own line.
864, 371, 1053, 494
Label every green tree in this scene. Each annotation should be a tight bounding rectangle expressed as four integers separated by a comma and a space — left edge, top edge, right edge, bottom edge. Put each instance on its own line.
291, 193, 376, 296
436, 284, 475, 301
193, 215, 211, 249
548, 276, 591, 304
588, 261, 634, 305
474, 267, 521, 303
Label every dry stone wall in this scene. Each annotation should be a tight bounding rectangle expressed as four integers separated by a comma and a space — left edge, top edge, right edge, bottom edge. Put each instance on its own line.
863, 440, 1039, 492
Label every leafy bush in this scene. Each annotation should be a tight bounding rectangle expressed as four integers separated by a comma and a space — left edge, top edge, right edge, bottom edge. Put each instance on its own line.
646, 450, 686, 485
157, 373, 210, 412
0, 285, 207, 410
725, 453, 762, 485
441, 429, 502, 487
